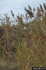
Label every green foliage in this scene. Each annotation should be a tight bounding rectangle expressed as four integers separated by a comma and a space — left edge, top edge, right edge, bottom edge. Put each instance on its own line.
0, 65, 3, 70
19, 42, 22, 49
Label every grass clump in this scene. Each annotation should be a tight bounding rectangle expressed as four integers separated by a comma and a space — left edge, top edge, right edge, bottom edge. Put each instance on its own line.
0, 2, 46, 70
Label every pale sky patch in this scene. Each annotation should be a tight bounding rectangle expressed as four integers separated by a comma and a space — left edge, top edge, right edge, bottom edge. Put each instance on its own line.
0, 0, 46, 25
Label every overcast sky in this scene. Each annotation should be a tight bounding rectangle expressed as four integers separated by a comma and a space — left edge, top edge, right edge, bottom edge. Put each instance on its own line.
0, 0, 46, 26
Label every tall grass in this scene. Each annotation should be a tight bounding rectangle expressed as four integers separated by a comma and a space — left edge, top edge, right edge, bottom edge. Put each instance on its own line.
0, 2, 46, 70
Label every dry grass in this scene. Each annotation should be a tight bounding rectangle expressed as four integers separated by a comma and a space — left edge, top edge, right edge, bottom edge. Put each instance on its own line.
0, 2, 46, 70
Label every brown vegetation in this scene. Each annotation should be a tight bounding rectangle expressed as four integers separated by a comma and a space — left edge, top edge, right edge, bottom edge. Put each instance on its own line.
0, 2, 46, 70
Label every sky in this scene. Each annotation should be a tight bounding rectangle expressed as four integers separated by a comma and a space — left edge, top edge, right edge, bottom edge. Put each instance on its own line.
0, 0, 46, 26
